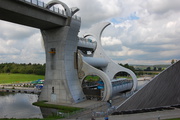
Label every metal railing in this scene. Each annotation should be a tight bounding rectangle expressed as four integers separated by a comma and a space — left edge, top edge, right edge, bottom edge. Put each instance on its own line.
17, 0, 81, 20
58, 101, 107, 119
56, 91, 135, 119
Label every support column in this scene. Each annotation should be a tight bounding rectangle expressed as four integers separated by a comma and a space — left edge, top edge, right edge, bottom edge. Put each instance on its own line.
38, 19, 86, 104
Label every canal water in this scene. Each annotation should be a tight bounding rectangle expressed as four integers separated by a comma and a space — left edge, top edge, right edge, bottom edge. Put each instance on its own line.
0, 80, 150, 118
0, 92, 43, 118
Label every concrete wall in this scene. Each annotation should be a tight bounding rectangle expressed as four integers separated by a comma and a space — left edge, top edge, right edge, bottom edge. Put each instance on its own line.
117, 61, 180, 111
39, 18, 85, 104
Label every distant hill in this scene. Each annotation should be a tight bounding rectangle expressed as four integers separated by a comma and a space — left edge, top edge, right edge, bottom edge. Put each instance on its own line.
132, 64, 170, 71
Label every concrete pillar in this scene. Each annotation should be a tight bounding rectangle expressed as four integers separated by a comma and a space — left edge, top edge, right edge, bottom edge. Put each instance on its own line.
39, 19, 85, 104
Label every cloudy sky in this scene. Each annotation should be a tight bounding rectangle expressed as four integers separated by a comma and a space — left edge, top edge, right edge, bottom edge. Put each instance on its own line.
0, 0, 180, 65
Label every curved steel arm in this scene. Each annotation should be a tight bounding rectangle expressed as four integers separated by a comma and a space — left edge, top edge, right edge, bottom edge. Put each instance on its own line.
45, 0, 75, 17
83, 22, 138, 91
78, 51, 113, 101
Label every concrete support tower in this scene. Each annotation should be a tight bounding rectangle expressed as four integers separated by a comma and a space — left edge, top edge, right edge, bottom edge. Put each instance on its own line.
39, 0, 86, 104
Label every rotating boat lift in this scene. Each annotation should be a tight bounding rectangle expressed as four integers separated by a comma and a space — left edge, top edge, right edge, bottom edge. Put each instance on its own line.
39, 0, 137, 104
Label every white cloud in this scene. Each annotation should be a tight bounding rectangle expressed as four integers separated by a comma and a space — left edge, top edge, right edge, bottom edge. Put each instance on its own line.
141, 0, 180, 14
0, 0, 180, 65
101, 37, 122, 46
104, 0, 180, 65
106, 46, 146, 57
0, 21, 44, 63
116, 59, 171, 65
0, 21, 37, 40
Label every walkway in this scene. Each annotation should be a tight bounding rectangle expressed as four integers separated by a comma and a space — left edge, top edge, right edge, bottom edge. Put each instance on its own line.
59, 79, 150, 119
58, 94, 127, 119
64, 108, 180, 120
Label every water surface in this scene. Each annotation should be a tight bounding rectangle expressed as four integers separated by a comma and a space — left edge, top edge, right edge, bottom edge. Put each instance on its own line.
0, 93, 43, 118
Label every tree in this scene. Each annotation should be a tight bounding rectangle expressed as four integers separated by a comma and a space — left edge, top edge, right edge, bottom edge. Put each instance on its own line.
158, 67, 162, 71
3, 65, 10, 73
153, 67, 157, 71
0, 63, 45, 75
144, 67, 151, 71
171, 59, 175, 64
118, 63, 136, 73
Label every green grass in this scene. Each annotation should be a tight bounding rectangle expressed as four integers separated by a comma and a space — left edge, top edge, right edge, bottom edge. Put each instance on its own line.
84, 75, 135, 82
84, 75, 100, 81
0, 73, 45, 84
0, 118, 56, 120
0, 117, 179, 120
32, 101, 83, 119
33, 101, 82, 113
0, 118, 61, 120
166, 118, 180, 120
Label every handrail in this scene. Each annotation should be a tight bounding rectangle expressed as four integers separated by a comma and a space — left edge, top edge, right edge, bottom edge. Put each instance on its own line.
17, 0, 81, 20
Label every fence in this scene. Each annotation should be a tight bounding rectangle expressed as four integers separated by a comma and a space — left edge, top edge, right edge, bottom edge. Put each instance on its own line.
18, 0, 81, 20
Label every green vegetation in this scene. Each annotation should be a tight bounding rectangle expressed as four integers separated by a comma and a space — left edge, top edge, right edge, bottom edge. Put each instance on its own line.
84, 75, 100, 82
0, 117, 62, 120
166, 118, 180, 120
133, 64, 170, 71
135, 71, 160, 76
0, 92, 15, 96
0, 63, 45, 75
0, 101, 82, 120
32, 101, 82, 119
0, 62, 170, 84
33, 101, 82, 113
0, 117, 179, 120
119, 63, 136, 73
0, 118, 58, 120
0, 73, 44, 84
118, 63, 169, 76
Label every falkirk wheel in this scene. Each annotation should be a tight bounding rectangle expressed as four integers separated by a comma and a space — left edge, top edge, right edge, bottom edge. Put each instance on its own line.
39, 0, 137, 104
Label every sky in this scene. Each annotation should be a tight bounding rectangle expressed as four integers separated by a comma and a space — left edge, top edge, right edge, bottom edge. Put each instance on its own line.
0, 0, 180, 65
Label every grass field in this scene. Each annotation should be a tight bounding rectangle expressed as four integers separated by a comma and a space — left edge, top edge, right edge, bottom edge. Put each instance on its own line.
0, 73, 45, 84
166, 118, 180, 120
33, 101, 82, 113
84, 75, 136, 82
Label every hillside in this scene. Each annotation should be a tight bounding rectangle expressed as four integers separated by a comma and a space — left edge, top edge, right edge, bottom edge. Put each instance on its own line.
132, 64, 170, 71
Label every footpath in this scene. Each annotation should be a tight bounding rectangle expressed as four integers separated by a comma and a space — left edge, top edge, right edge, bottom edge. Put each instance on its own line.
60, 79, 180, 120
61, 93, 180, 120
60, 80, 150, 119
59, 93, 129, 119
90, 108, 180, 120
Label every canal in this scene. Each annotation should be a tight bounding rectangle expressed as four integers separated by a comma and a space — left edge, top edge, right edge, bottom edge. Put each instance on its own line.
0, 92, 43, 118
0, 80, 150, 119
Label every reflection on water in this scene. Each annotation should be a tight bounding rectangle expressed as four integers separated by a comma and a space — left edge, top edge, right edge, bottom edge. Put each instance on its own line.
0, 92, 43, 118
0, 81, 150, 119
40, 107, 59, 118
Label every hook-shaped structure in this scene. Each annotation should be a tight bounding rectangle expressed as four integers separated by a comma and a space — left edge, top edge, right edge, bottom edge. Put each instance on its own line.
83, 22, 137, 91
45, 0, 79, 17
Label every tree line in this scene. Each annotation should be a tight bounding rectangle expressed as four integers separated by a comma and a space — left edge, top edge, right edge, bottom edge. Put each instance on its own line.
119, 63, 136, 73
117, 63, 136, 76
0, 63, 45, 75
118, 63, 166, 76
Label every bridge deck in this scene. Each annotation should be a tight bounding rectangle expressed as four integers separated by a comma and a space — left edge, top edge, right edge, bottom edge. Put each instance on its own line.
0, 0, 70, 29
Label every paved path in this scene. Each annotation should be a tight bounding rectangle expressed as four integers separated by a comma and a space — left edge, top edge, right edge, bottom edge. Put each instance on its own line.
60, 94, 129, 119
93, 108, 180, 120
61, 108, 180, 120
59, 80, 150, 119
